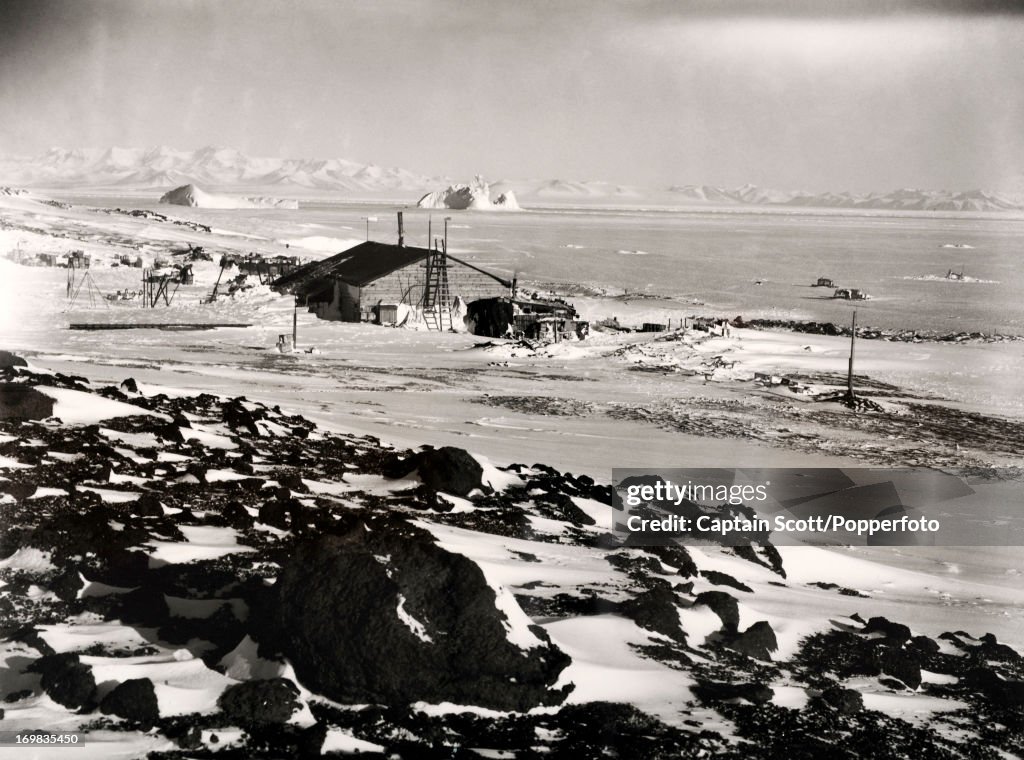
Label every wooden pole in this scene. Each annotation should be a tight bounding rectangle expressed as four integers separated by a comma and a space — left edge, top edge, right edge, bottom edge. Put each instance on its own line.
292, 301, 298, 349
847, 309, 857, 399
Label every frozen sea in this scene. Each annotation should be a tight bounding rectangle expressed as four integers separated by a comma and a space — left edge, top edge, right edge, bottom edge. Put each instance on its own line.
54, 194, 1024, 335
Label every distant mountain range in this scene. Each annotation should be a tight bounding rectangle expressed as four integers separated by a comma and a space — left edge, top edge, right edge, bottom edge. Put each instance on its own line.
1, 145, 1021, 212
0, 146, 439, 193
666, 183, 1024, 213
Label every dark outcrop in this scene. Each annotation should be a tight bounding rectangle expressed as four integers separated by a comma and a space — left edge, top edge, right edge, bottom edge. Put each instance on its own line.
0, 384, 54, 421
723, 620, 778, 661
100, 678, 160, 725
0, 351, 27, 369
385, 446, 486, 497
272, 529, 570, 710
29, 653, 96, 710
218, 678, 301, 726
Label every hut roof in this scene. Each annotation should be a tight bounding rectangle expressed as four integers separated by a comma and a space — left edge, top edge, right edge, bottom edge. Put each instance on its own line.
273, 242, 431, 294
273, 241, 512, 294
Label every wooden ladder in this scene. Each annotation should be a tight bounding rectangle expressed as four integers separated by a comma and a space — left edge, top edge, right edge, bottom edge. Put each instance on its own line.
423, 249, 452, 331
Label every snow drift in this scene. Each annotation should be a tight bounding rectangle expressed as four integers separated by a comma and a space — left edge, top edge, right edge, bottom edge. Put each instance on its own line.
159, 183, 298, 210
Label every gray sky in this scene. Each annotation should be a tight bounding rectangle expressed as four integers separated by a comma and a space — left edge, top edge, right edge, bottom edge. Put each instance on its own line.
1, 0, 1022, 192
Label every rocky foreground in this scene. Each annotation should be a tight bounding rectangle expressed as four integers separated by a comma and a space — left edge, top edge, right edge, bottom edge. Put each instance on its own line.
1, 352, 1023, 758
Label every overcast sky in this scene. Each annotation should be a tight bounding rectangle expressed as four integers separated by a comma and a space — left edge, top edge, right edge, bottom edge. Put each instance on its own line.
1, 0, 1022, 192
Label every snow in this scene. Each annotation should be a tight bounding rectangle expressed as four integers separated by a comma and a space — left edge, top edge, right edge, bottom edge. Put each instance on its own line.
3, 185, 1024, 755
38, 620, 157, 654
320, 729, 387, 754
396, 594, 433, 643
146, 525, 254, 567
542, 615, 695, 723
159, 183, 298, 209
418, 176, 521, 211
220, 635, 288, 680
277, 235, 362, 253
36, 387, 169, 425
0, 547, 56, 573
82, 650, 240, 716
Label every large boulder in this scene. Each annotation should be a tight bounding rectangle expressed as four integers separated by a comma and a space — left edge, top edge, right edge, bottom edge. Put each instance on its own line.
29, 653, 96, 710
723, 620, 778, 661
821, 685, 864, 714
385, 446, 486, 497
218, 679, 300, 726
273, 528, 570, 710
0, 351, 27, 369
694, 590, 739, 633
0, 384, 54, 421
100, 678, 160, 725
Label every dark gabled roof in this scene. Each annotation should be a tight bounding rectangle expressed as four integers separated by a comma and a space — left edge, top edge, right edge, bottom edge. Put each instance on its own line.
272, 240, 513, 295
333, 242, 431, 287
272, 241, 430, 294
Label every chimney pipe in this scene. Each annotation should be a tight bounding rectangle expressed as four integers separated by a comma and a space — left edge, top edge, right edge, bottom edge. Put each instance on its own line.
397, 211, 405, 247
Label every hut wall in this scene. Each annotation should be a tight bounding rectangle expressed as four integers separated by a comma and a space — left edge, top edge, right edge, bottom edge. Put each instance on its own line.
357, 259, 508, 313
339, 281, 360, 321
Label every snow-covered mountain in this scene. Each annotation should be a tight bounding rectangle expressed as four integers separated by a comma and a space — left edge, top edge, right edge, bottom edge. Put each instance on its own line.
665, 183, 1024, 213
0, 145, 443, 194
1, 145, 1021, 212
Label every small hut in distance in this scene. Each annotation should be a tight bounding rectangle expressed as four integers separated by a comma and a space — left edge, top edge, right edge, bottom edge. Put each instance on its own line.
271, 213, 511, 329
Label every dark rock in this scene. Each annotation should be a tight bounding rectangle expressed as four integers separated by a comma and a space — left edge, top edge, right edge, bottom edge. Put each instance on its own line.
641, 544, 697, 577
120, 378, 139, 393
48, 568, 84, 602
0, 384, 55, 421
165, 724, 203, 750
118, 587, 170, 626
0, 351, 28, 369
701, 570, 753, 593
694, 590, 739, 633
8, 626, 57, 656
218, 678, 301, 726
963, 668, 1024, 706
100, 678, 159, 725
274, 530, 571, 711
908, 635, 940, 657
0, 480, 36, 500
29, 653, 96, 710
297, 722, 328, 756
386, 446, 486, 497
222, 401, 261, 437
131, 492, 164, 517
618, 586, 686, 643
529, 488, 596, 526
863, 616, 912, 644
723, 620, 778, 661
875, 646, 922, 690
278, 473, 309, 493
758, 543, 786, 578
259, 498, 291, 529
693, 680, 774, 704
154, 421, 184, 444
821, 685, 864, 714
978, 634, 1023, 664
222, 500, 254, 529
